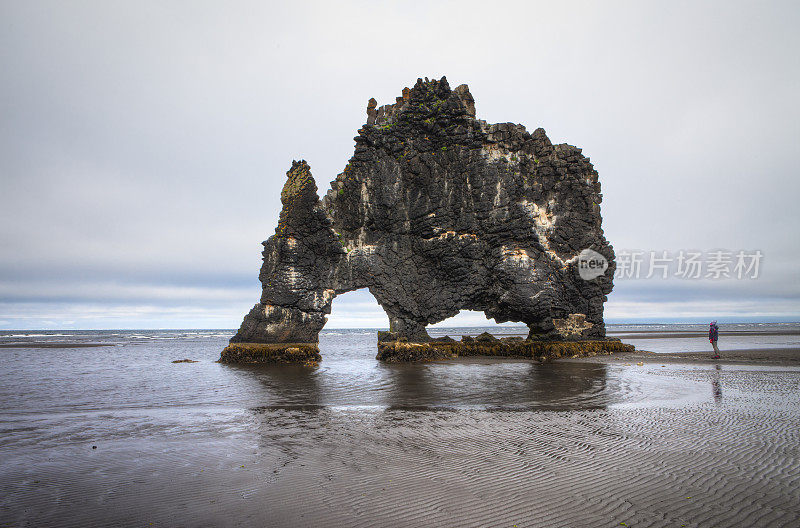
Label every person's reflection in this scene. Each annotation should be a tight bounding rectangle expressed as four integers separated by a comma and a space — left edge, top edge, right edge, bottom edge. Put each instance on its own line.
711, 364, 723, 403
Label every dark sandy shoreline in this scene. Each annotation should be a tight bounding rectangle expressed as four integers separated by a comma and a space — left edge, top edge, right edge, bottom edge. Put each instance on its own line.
607, 330, 800, 339
575, 347, 800, 365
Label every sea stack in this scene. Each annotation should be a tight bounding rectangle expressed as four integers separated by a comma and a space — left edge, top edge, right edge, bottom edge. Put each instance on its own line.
221, 76, 630, 363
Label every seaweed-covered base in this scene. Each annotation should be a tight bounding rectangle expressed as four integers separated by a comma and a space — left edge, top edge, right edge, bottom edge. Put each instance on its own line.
219, 342, 321, 365
376, 334, 634, 363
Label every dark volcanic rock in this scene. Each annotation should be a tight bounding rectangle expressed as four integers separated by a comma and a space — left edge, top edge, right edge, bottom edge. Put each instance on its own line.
228, 77, 617, 358
475, 332, 499, 343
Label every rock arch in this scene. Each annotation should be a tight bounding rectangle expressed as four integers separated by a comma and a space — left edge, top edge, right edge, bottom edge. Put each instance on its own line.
223, 77, 620, 363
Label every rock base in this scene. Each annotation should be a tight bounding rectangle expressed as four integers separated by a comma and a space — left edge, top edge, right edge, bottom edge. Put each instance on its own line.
376, 335, 634, 363
219, 343, 321, 365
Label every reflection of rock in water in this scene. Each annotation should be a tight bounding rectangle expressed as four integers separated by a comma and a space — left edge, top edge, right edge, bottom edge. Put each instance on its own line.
378, 363, 442, 409
527, 362, 609, 411
380, 360, 609, 411
233, 366, 329, 479
226, 364, 324, 409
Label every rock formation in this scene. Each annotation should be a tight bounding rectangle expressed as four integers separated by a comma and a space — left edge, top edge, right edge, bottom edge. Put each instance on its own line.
222, 76, 621, 363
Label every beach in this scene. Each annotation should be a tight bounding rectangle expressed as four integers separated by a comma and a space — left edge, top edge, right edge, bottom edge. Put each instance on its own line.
1, 325, 799, 527
2, 1, 798, 526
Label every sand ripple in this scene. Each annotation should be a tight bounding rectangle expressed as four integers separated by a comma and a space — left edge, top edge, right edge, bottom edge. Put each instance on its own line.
1, 364, 799, 527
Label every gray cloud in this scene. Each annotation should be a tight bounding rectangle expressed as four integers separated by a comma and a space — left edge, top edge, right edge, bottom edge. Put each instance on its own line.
1, 1, 798, 329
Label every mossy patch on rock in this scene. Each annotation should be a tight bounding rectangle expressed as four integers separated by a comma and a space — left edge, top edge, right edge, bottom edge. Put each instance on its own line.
376, 336, 634, 363
220, 342, 321, 365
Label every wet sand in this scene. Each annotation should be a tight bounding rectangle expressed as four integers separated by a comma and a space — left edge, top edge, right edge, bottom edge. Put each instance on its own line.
2, 329, 799, 527
4, 398, 798, 527
579, 347, 800, 365
608, 330, 800, 339
2, 363, 798, 527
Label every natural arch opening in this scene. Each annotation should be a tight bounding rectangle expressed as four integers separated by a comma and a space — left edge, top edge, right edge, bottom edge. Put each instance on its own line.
324, 289, 388, 330
428, 310, 528, 340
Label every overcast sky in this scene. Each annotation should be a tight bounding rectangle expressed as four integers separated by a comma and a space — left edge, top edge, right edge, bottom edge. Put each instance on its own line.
1, 1, 798, 330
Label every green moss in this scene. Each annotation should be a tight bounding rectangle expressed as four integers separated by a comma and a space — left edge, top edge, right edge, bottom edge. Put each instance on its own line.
219, 343, 321, 365
376, 338, 635, 362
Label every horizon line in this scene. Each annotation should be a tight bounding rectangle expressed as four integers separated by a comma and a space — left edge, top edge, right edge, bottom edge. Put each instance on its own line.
2, 320, 799, 332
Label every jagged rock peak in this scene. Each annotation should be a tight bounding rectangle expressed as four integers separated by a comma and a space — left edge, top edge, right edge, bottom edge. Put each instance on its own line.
365, 76, 477, 127
280, 160, 316, 204
273, 160, 327, 239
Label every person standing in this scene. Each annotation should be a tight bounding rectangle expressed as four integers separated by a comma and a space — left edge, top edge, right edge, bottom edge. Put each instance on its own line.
709, 321, 720, 359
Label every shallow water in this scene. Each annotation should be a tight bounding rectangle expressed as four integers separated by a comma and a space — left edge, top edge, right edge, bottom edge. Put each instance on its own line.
1, 326, 799, 526
0, 327, 710, 417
